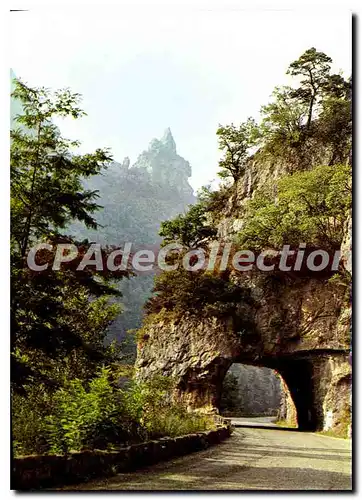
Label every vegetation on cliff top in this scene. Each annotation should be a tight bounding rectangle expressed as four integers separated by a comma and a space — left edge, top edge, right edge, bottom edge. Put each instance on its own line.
146, 47, 351, 324
239, 163, 351, 251
216, 47, 351, 178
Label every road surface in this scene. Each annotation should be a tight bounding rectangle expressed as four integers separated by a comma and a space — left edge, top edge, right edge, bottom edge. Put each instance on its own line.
230, 416, 280, 428
62, 418, 352, 491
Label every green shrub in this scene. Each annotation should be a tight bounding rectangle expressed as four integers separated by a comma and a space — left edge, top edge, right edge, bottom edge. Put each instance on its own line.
123, 376, 215, 438
44, 367, 143, 454
12, 385, 52, 456
145, 268, 252, 318
13, 370, 214, 456
238, 164, 351, 251
197, 184, 231, 219
159, 201, 217, 248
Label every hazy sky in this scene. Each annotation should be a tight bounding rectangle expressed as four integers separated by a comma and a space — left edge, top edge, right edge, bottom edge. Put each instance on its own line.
10, 7, 352, 191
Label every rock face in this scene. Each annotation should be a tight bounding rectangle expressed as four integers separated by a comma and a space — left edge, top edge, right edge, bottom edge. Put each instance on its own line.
340, 213, 352, 275
132, 128, 194, 203
68, 130, 196, 345
277, 376, 298, 426
136, 146, 352, 435
136, 272, 351, 432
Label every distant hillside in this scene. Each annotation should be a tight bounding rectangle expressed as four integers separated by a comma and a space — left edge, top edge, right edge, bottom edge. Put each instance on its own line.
10, 71, 196, 355
70, 130, 195, 245
69, 129, 196, 347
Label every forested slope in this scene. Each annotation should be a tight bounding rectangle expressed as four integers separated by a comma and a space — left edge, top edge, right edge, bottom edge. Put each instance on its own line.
68, 130, 196, 345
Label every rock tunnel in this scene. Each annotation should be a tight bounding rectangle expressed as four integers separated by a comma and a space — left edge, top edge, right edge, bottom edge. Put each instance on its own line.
217, 356, 335, 431
136, 277, 351, 436
170, 351, 349, 432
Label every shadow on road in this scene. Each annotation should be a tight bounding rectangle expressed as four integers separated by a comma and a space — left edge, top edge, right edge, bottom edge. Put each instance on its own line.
59, 424, 352, 491
232, 423, 298, 432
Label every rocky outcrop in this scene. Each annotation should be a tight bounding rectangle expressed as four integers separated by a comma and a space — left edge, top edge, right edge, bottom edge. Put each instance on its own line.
67, 130, 196, 345
137, 315, 236, 412
136, 271, 351, 432
132, 128, 194, 203
136, 144, 351, 435
136, 224, 351, 433
277, 377, 298, 426
341, 213, 352, 275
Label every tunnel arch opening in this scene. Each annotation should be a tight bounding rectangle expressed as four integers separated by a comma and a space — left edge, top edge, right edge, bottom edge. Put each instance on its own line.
216, 356, 325, 431
218, 364, 297, 428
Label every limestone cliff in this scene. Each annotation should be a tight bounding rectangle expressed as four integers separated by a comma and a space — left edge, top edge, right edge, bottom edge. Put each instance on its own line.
136, 271, 350, 431
136, 146, 352, 435
132, 128, 194, 203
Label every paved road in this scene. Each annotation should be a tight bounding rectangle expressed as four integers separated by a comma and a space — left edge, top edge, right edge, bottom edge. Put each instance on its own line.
231, 416, 280, 428
64, 419, 352, 491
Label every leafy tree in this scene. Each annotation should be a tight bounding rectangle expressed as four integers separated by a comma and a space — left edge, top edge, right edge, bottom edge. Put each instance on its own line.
10, 79, 128, 389
145, 268, 253, 319
259, 86, 306, 155
258, 49, 350, 165
238, 164, 351, 251
286, 47, 350, 131
317, 76, 352, 164
159, 202, 217, 248
11, 79, 111, 258
217, 118, 259, 182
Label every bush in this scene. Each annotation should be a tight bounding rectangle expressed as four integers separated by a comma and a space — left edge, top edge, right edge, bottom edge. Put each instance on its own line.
123, 376, 215, 438
145, 268, 252, 318
159, 201, 217, 248
238, 164, 351, 251
43, 367, 130, 454
197, 184, 232, 222
12, 369, 214, 456
12, 385, 52, 456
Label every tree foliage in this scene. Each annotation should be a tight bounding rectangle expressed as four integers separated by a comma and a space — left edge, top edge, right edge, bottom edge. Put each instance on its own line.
217, 118, 259, 182
159, 201, 217, 248
10, 79, 127, 390
238, 164, 351, 251
316, 79, 352, 164
145, 268, 253, 319
11, 80, 112, 258
217, 48, 351, 174
286, 47, 335, 129
259, 86, 306, 154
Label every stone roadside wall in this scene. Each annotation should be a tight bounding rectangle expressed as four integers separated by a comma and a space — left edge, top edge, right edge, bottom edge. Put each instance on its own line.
12, 424, 232, 490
